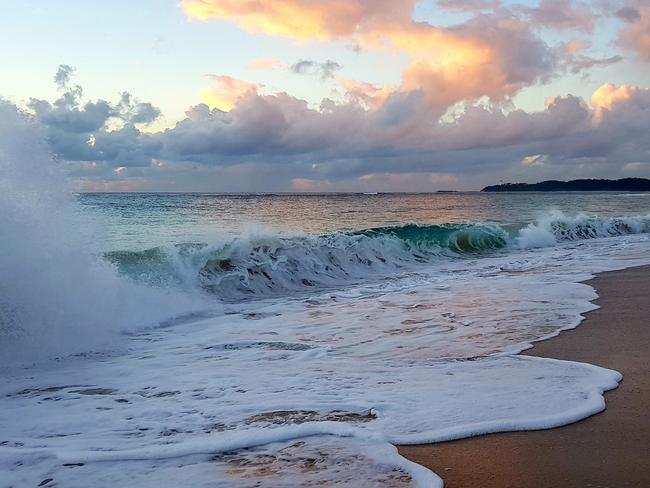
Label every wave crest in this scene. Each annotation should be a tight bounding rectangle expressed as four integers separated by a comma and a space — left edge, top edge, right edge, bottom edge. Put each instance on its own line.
517, 213, 650, 248
107, 214, 650, 301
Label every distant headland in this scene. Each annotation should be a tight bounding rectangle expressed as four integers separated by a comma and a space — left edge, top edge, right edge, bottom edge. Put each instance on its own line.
481, 178, 650, 192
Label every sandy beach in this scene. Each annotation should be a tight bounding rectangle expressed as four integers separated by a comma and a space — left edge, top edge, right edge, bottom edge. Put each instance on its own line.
399, 265, 650, 488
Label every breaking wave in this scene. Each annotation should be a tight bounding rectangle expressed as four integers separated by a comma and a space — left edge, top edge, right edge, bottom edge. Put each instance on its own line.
0, 104, 195, 364
106, 214, 650, 301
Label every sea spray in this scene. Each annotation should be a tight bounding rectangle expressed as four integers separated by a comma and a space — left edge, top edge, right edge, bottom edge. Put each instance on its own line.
0, 103, 197, 363
516, 211, 650, 248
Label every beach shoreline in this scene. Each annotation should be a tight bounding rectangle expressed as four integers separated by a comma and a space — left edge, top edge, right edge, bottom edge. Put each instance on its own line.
399, 265, 650, 488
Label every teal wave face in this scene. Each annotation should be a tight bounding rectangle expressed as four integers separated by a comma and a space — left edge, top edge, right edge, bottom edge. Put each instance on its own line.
358, 223, 510, 253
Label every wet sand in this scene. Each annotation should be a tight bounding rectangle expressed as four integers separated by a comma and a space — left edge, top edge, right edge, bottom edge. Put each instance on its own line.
399, 265, 650, 488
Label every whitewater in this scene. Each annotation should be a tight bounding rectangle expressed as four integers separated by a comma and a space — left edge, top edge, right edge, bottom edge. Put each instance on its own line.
2, 105, 650, 487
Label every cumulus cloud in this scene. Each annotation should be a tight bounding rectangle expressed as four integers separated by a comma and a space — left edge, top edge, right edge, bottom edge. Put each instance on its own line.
290, 59, 342, 80
200, 75, 261, 111
381, 12, 558, 110
10, 65, 650, 191
590, 83, 650, 127
338, 79, 394, 110
24, 65, 162, 170
112, 82, 650, 188
115, 92, 161, 125
591, 83, 639, 111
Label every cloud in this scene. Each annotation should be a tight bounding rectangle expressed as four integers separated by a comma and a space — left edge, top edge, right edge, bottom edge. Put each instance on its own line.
180, 0, 640, 124
560, 40, 623, 73
377, 12, 558, 110
23, 65, 162, 169
623, 162, 643, 172
590, 83, 650, 125
115, 92, 161, 125
591, 83, 640, 111
518, 0, 596, 32
618, 3, 650, 61
183, 2, 562, 112
28, 97, 113, 134
200, 75, 261, 111
248, 58, 285, 70
290, 59, 342, 80
338, 78, 394, 110
106, 82, 650, 188
436, 0, 500, 12
54, 64, 75, 89
521, 154, 549, 166
12, 66, 650, 192
616, 7, 641, 22
180, 0, 413, 40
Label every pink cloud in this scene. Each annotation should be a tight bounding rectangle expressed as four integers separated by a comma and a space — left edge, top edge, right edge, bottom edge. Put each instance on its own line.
618, 4, 650, 61
183, 2, 558, 112
248, 58, 286, 70
201, 75, 261, 111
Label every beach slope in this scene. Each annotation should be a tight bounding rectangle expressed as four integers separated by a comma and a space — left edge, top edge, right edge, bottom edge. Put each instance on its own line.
399, 265, 650, 488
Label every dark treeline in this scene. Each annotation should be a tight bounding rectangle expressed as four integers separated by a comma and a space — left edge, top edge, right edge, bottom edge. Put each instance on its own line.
482, 178, 650, 192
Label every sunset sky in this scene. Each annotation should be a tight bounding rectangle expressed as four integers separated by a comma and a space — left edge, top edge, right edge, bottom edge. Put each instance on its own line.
2, 0, 650, 191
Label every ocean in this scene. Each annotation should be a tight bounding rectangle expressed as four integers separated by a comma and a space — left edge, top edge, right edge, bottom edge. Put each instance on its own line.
3, 109, 650, 486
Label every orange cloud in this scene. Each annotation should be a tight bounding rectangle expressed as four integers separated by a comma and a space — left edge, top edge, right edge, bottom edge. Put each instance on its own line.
185, 2, 554, 111
181, 0, 413, 40
201, 75, 260, 111
590, 83, 647, 124
362, 15, 549, 109
591, 83, 638, 111
391, 26, 499, 108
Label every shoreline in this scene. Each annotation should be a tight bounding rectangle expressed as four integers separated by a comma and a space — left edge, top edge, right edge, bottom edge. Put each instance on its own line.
399, 265, 650, 487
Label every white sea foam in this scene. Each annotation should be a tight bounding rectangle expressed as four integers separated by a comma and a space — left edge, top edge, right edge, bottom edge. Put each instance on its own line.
2, 231, 650, 485
516, 210, 650, 248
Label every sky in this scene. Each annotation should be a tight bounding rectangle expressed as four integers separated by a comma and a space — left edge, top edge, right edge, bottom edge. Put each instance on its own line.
1, 0, 649, 192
